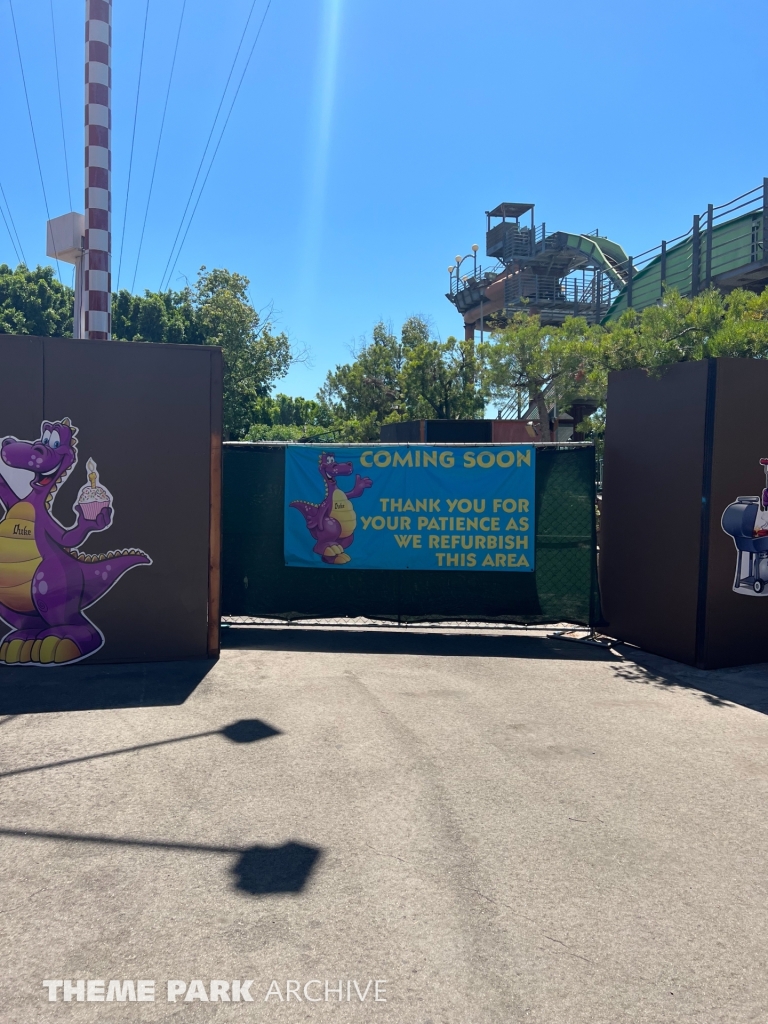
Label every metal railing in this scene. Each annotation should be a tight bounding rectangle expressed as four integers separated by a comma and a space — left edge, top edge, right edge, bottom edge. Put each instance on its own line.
504, 230, 534, 261
504, 268, 615, 310
449, 262, 504, 298
605, 179, 767, 318
458, 180, 767, 325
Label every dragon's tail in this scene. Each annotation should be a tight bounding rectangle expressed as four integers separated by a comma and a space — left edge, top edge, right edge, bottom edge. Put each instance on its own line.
289, 500, 323, 531
73, 549, 152, 607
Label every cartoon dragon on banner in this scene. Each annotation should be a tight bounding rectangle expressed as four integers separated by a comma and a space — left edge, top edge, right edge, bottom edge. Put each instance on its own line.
290, 451, 372, 564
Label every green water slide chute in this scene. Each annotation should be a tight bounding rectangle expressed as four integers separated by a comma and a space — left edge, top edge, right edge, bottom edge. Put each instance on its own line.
558, 233, 630, 290
602, 209, 765, 323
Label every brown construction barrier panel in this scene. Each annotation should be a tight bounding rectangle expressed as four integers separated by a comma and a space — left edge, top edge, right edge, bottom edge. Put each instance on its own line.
0, 335, 222, 667
600, 358, 768, 669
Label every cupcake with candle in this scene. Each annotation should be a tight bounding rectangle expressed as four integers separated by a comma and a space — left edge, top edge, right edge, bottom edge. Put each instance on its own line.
77, 458, 113, 520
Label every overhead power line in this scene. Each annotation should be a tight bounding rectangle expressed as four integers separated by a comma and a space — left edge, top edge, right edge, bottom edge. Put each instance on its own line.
0, 196, 22, 265
8, 0, 62, 282
130, 0, 187, 293
158, 0, 269, 291
49, 0, 72, 211
0, 180, 27, 266
116, 0, 151, 294
163, 0, 273, 290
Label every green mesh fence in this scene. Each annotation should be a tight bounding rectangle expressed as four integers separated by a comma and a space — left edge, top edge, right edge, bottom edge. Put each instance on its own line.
222, 443, 600, 626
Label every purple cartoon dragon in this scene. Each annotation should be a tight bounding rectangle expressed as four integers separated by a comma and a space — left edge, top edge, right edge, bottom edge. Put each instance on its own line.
290, 451, 372, 564
0, 419, 150, 666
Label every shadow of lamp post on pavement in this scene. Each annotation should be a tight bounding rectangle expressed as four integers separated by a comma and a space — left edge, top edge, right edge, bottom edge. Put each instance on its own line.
0, 719, 323, 895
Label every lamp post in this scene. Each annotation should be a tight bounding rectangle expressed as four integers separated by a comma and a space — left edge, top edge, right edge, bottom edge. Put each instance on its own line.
449, 245, 482, 341
454, 244, 478, 279
450, 248, 479, 288
448, 246, 479, 291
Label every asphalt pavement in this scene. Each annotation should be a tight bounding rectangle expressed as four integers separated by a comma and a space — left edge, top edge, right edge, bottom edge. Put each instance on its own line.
1, 626, 768, 1023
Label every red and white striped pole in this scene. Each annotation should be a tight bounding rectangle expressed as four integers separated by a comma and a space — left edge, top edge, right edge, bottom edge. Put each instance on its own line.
84, 0, 111, 340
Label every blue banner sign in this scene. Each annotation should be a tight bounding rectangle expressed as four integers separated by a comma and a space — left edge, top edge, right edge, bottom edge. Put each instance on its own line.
284, 444, 535, 572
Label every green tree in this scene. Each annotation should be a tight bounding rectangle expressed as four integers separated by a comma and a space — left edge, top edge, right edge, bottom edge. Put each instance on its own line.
244, 422, 334, 441
0, 263, 74, 337
319, 315, 485, 440
581, 287, 768, 439
600, 286, 768, 368
192, 268, 292, 440
251, 393, 330, 430
480, 314, 598, 441
318, 320, 406, 440
112, 287, 198, 345
400, 318, 484, 420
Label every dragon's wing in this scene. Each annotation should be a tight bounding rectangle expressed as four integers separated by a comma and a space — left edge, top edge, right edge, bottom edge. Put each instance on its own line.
289, 500, 325, 531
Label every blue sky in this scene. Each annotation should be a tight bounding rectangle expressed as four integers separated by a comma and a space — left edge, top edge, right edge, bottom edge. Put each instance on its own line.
1, 0, 766, 399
